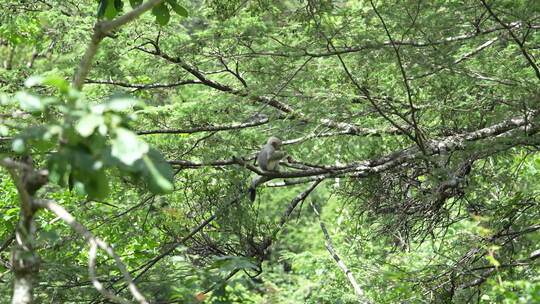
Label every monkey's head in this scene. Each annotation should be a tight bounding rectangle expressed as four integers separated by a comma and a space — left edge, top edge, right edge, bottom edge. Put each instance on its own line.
267, 136, 282, 148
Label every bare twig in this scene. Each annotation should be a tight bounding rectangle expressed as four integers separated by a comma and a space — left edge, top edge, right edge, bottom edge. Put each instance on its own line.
34, 199, 149, 304
479, 0, 540, 81
310, 200, 368, 302
73, 0, 165, 89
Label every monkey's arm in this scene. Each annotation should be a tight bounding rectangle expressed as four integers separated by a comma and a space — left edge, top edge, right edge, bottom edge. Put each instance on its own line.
268, 151, 286, 161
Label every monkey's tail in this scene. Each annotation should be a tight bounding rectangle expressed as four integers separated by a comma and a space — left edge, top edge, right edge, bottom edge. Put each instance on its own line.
249, 176, 270, 202
249, 187, 256, 202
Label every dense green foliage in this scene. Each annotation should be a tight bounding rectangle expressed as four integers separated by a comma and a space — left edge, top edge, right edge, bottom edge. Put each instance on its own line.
1, 0, 540, 303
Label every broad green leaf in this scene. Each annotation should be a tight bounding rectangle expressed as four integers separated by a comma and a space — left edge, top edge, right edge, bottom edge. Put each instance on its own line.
76, 114, 105, 137
42, 76, 69, 93
152, 3, 170, 26
166, 0, 188, 17
72, 180, 86, 196
97, 0, 108, 18
104, 0, 117, 19
0, 94, 9, 105
39, 230, 60, 242
141, 148, 174, 193
3, 208, 19, 221
84, 169, 109, 199
0, 125, 8, 136
111, 128, 149, 165
16, 91, 44, 112
67, 88, 83, 102
47, 152, 69, 186
67, 145, 101, 172
12, 138, 25, 153
41, 97, 59, 107
106, 97, 144, 111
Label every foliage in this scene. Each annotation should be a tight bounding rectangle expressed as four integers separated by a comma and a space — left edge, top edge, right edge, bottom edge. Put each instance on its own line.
0, 0, 539, 303
2, 75, 174, 199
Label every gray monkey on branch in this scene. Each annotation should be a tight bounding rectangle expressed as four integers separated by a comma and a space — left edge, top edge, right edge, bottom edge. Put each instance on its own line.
249, 136, 286, 201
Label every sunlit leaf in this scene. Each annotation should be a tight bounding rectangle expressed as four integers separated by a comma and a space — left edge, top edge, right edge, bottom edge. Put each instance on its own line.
42, 76, 69, 93
16, 91, 44, 112
24, 75, 46, 87
0, 94, 9, 105
12, 138, 25, 153
106, 96, 144, 112
0, 125, 8, 136
76, 114, 105, 137
111, 128, 149, 165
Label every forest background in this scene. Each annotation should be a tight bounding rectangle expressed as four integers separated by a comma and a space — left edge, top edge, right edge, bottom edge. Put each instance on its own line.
1, 0, 540, 303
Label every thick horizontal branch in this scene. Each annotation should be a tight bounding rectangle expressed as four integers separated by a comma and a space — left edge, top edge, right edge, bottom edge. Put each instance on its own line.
86, 79, 203, 89
0, 158, 32, 171
170, 112, 538, 182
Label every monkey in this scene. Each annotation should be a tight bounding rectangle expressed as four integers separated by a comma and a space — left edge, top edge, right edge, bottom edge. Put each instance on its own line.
257, 136, 286, 171
249, 136, 286, 201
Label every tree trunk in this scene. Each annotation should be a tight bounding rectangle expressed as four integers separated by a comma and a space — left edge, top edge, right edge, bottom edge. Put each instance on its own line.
11, 213, 40, 304
7, 160, 47, 304
3, 44, 15, 70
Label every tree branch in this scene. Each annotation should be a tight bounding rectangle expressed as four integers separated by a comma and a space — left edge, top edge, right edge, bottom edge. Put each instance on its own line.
310, 200, 368, 302
72, 0, 164, 89
34, 199, 149, 304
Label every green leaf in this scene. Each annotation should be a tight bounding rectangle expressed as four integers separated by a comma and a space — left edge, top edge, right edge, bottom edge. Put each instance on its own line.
0, 125, 8, 136
42, 76, 69, 93
39, 230, 60, 242
16, 91, 44, 112
91, 96, 144, 114
76, 114, 105, 137
166, 0, 188, 17
140, 148, 174, 193
104, 0, 117, 19
12, 138, 25, 153
107, 96, 144, 111
129, 0, 143, 8
97, 0, 107, 18
72, 180, 86, 196
47, 153, 69, 186
11, 127, 54, 153
85, 169, 109, 200
111, 128, 149, 166
114, 0, 123, 11
152, 3, 171, 26
24, 75, 45, 87
0, 94, 9, 105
